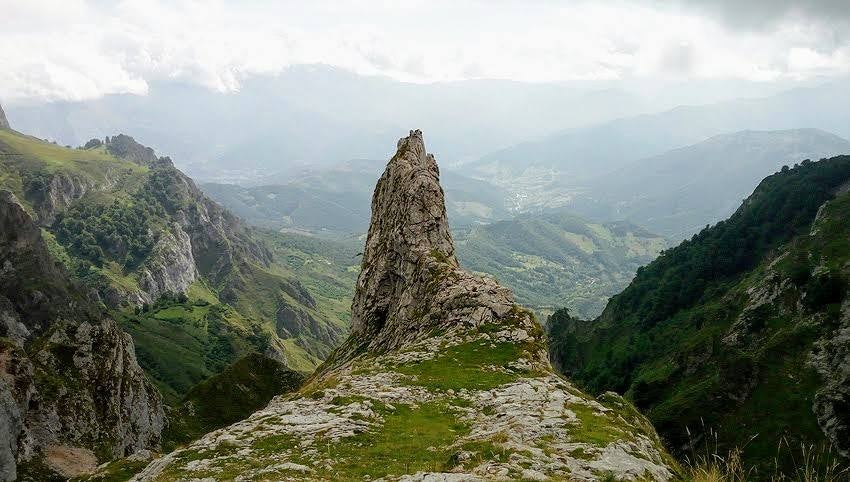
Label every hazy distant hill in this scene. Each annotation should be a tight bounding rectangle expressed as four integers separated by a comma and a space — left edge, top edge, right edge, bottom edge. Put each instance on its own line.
202, 160, 511, 236
5, 65, 663, 176
579, 129, 850, 238
456, 211, 666, 319
472, 79, 850, 212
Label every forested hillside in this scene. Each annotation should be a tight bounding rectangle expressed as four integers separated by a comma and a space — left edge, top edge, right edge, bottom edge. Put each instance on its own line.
0, 128, 356, 402
548, 155, 850, 472
456, 211, 665, 318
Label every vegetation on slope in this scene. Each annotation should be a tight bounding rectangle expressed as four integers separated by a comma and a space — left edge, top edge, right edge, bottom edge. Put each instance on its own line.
548, 155, 850, 474
163, 352, 304, 449
456, 211, 665, 318
0, 129, 355, 403
115, 288, 268, 402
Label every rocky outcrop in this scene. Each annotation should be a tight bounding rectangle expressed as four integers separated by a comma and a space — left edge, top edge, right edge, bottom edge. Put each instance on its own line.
84, 138, 104, 149
134, 131, 675, 481
138, 224, 199, 303
25, 171, 97, 225
0, 191, 163, 481
810, 302, 850, 457
143, 164, 272, 284
346, 130, 466, 353
0, 103, 8, 129
105, 134, 159, 167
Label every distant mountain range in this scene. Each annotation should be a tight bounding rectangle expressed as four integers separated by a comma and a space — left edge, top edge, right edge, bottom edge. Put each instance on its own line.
201, 127, 850, 317
7, 66, 838, 181
202, 159, 511, 235
4, 65, 672, 176
472, 79, 850, 185
577, 128, 850, 238
472, 127, 850, 239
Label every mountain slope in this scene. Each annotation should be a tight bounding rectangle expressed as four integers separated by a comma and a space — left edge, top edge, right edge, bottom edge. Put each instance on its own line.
201, 159, 511, 236
134, 130, 676, 481
0, 191, 163, 481
472, 80, 850, 214
4, 66, 668, 175
163, 353, 305, 450
0, 128, 351, 401
456, 211, 665, 318
548, 155, 850, 471
581, 129, 850, 238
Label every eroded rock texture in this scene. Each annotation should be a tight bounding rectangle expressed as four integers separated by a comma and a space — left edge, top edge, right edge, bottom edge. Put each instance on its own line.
133, 131, 675, 481
0, 191, 163, 481
0, 104, 9, 130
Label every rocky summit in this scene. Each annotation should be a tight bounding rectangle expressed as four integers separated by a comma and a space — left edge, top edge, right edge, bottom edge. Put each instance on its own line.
133, 131, 675, 481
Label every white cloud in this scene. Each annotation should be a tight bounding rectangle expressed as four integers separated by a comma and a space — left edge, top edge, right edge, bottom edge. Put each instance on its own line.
1, 0, 849, 103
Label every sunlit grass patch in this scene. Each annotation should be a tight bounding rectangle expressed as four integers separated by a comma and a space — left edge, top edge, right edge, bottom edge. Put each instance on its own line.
396, 340, 525, 391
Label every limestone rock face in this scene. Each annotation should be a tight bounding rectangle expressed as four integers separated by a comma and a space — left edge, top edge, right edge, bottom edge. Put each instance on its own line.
0, 104, 9, 129
105, 134, 159, 167
28, 171, 97, 226
134, 131, 675, 481
138, 224, 199, 303
349, 129, 474, 353
0, 191, 163, 481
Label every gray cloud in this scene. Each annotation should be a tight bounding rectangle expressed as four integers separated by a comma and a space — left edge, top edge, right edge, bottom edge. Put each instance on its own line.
3, 0, 850, 103
670, 0, 850, 31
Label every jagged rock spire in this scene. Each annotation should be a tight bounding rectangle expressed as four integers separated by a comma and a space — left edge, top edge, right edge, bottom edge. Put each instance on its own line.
0, 103, 9, 129
349, 130, 465, 350
132, 131, 676, 481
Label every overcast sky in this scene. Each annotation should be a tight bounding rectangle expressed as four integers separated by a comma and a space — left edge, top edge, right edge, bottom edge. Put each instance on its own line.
2, 0, 849, 103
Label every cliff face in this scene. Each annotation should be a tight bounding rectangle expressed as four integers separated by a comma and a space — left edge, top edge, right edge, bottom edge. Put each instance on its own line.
0, 104, 9, 130
135, 131, 675, 481
1, 126, 348, 397
0, 191, 163, 481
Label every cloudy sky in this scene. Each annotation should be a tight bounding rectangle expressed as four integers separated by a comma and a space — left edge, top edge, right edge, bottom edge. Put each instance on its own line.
2, 0, 849, 103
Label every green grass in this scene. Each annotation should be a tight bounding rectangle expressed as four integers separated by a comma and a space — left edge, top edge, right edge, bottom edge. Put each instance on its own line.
98, 262, 141, 293
569, 403, 632, 447
0, 129, 145, 183
73, 456, 153, 482
153, 304, 210, 323
162, 401, 470, 481
318, 401, 468, 478
185, 280, 219, 304
0, 130, 116, 163
117, 302, 259, 402
164, 353, 304, 449
396, 340, 527, 391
